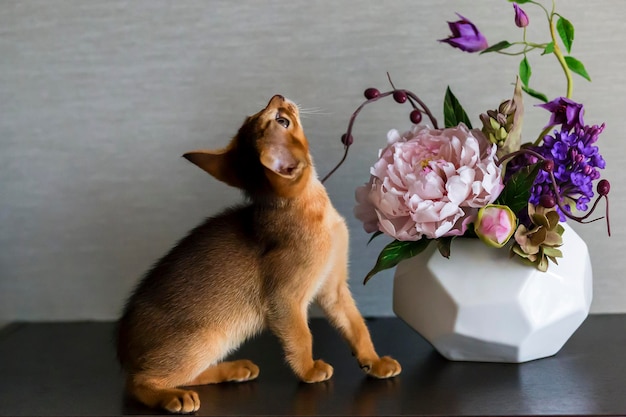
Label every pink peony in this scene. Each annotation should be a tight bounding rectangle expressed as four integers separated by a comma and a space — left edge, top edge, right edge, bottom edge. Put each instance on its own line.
354, 124, 504, 241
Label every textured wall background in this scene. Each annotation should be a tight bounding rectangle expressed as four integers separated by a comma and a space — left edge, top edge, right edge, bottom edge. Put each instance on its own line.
1, 0, 624, 321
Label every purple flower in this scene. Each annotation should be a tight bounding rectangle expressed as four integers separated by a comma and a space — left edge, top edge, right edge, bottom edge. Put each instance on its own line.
530, 124, 606, 219
537, 97, 585, 132
513, 3, 529, 28
505, 119, 606, 222
439, 13, 488, 53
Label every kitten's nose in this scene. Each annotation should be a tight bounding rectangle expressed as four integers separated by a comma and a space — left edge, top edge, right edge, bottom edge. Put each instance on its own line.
267, 94, 285, 107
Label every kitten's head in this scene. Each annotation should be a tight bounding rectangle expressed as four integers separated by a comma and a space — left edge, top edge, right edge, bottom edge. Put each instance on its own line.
184, 95, 312, 198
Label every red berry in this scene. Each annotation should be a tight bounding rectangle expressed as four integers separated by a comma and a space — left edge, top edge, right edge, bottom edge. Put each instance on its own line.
393, 91, 407, 104
410, 110, 422, 124
364, 88, 380, 100
341, 133, 353, 146
597, 179, 610, 196
539, 194, 556, 208
542, 159, 554, 172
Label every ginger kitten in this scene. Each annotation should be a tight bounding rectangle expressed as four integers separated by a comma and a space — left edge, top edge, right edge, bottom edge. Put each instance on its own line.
116, 95, 401, 413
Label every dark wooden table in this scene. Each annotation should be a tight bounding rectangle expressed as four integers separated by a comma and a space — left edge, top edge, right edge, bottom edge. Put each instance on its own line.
1, 315, 625, 416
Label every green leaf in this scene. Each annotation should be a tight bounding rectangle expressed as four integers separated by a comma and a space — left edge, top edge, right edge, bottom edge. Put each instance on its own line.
436, 237, 453, 258
496, 162, 542, 215
543, 247, 563, 259
519, 56, 531, 87
363, 239, 432, 284
564, 56, 591, 81
367, 231, 383, 245
443, 87, 473, 129
556, 16, 575, 53
480, 40, 513, 54
521, 85, 548, 102
542, 42, 554, 56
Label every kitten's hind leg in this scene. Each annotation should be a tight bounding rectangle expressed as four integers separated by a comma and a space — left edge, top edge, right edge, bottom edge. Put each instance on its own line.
128, 379, 200, 414
183, 359, 260, 385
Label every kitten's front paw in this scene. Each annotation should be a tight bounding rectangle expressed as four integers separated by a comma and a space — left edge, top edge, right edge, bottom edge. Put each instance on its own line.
360, 356, 401, 379
227, 359, 260, 382
301, 359, 334, 383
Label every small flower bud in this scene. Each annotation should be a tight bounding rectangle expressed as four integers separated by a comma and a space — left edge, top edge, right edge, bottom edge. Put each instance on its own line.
498, 99, 515, 115
513, 3, 529, 28
341, 133, 353, 146
489, 116, 500, 131
364, 88, 380, 100
393, 91, 407, 104
597, 179, 610, 196
475, 204, 517, 248
497, 127, 508, 142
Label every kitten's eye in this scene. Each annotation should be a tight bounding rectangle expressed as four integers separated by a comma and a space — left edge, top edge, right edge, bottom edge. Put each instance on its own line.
275, 113, 290, 128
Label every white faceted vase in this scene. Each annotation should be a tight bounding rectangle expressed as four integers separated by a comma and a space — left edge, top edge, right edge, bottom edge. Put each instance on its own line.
393, 223, 592, 363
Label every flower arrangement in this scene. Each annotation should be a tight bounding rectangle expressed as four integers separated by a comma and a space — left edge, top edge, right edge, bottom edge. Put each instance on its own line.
322, 0, 611, 283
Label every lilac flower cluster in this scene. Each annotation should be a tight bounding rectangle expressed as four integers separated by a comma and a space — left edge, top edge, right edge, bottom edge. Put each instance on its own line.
507, 98, 606, 220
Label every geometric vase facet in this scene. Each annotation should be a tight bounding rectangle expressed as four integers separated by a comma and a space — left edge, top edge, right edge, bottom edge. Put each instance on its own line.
393, 223, 592, 363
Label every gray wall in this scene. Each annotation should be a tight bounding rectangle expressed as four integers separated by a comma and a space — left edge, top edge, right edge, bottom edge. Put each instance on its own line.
2, 0, 625, 321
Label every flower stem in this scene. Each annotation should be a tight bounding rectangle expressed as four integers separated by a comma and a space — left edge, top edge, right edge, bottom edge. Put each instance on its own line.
530, 0, 551, 20
548, 12, 573, 98
497, 48, 539, 57
534, 124, 555, 146
321, 88, 438, 184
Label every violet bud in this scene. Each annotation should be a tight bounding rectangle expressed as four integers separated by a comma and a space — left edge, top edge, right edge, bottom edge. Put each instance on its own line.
439, 13, 488, 53
341, 133, 353, 146
513, 3, 529, 28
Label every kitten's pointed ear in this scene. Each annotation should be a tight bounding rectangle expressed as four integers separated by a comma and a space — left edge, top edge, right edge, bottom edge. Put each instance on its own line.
259, 144, 305, 180
183, 148, 242, 188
